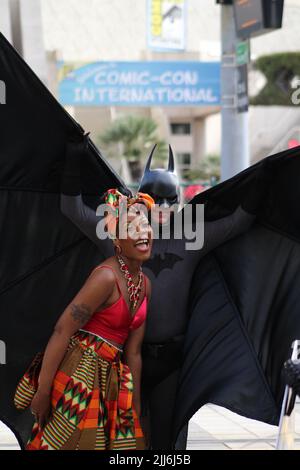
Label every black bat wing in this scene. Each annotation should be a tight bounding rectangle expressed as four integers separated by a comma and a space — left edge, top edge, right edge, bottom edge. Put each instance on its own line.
0, 33, 127, 448
173, 147, 300, 442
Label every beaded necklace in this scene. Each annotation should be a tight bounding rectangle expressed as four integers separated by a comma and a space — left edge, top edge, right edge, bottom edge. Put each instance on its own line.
117, 255, 143, 310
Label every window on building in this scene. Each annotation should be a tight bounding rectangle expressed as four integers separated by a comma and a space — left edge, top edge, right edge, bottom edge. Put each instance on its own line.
176, 153, 191, 180
170, 123, 191, 135
177, 153, 191, 166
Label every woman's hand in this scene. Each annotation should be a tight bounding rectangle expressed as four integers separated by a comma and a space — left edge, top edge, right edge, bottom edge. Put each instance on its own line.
30, 389, 51, 430
36, 268, 115, 397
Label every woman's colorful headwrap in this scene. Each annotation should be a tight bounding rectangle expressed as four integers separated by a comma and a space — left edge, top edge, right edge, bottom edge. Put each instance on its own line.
103, 188, 154, 238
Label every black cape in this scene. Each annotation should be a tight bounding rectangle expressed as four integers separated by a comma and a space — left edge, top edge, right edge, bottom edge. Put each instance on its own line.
1, 33, 300, 449
0, 33, 125, 448
173, 146, 300, 442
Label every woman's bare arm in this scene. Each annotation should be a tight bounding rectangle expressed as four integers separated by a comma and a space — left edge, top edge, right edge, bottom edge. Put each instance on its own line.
37, 268, 115, 395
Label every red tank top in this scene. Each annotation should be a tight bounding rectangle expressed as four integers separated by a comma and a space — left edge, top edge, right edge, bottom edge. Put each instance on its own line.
82, 265, 148, 345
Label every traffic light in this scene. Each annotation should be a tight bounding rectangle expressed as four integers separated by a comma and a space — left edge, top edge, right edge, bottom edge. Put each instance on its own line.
232, 0, 284, 38
262, 0, 284, 29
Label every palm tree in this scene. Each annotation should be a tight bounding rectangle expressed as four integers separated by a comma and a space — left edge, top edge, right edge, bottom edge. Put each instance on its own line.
99, 115, 168, 181
185, 154, 220, 183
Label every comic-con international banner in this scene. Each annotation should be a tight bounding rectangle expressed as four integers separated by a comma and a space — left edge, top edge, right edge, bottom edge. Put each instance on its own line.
58, 61, 220, 107
147, 0, 186, 51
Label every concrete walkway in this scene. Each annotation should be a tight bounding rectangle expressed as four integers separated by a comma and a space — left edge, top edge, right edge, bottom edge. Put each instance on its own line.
187, 402, 300, 450
1, 403, 299, 450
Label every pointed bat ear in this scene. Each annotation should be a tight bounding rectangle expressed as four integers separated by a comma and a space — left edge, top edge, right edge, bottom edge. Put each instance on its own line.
145, 144, 157, 172
168, 145, 175, 172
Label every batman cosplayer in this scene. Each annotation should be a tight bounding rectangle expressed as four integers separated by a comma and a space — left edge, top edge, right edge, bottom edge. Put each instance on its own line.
1, 32, 300, 450
60, 139, 267, 450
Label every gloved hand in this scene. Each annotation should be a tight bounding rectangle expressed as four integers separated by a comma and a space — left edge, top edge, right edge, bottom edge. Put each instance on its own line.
241, 158, 272, 215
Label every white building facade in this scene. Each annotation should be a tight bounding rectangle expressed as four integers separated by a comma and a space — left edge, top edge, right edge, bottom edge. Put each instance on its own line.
1, 0, 300, 177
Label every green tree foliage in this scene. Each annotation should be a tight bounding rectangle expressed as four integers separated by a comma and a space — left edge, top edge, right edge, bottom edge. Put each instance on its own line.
184, 154, 220, 182
251, 52, 300, 106
99, 115, 167, 180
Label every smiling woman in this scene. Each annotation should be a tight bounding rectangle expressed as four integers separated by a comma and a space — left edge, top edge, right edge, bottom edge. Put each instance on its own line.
14, 189, 154, 451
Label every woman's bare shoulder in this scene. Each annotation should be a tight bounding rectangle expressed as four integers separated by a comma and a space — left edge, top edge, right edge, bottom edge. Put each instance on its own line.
88, 260, 116, 284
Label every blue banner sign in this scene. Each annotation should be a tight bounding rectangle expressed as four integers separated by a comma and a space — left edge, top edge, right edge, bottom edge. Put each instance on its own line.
58, 61, 220, 107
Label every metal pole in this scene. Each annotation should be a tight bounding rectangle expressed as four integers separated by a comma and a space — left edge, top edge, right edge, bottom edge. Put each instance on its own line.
220, 4, 249, 181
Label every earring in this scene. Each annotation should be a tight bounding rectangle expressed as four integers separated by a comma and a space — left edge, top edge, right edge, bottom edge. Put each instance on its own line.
115, 244, 122, 255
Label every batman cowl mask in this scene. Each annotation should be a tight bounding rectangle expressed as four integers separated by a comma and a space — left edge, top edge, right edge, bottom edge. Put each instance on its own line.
138, 144, 180, 206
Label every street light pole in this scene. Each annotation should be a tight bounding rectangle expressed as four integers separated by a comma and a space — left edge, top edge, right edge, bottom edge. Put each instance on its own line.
220, 3, 250, 181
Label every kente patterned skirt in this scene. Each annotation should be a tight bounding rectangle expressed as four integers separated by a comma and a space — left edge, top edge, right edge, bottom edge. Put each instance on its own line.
26, 330, 145, 450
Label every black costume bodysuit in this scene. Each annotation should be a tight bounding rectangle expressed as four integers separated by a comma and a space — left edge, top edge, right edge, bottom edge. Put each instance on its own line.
60, 153, 256, 449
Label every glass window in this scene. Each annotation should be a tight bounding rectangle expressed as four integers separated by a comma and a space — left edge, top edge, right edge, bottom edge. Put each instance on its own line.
170, 123, 191, 135
177, 153, 191, 165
